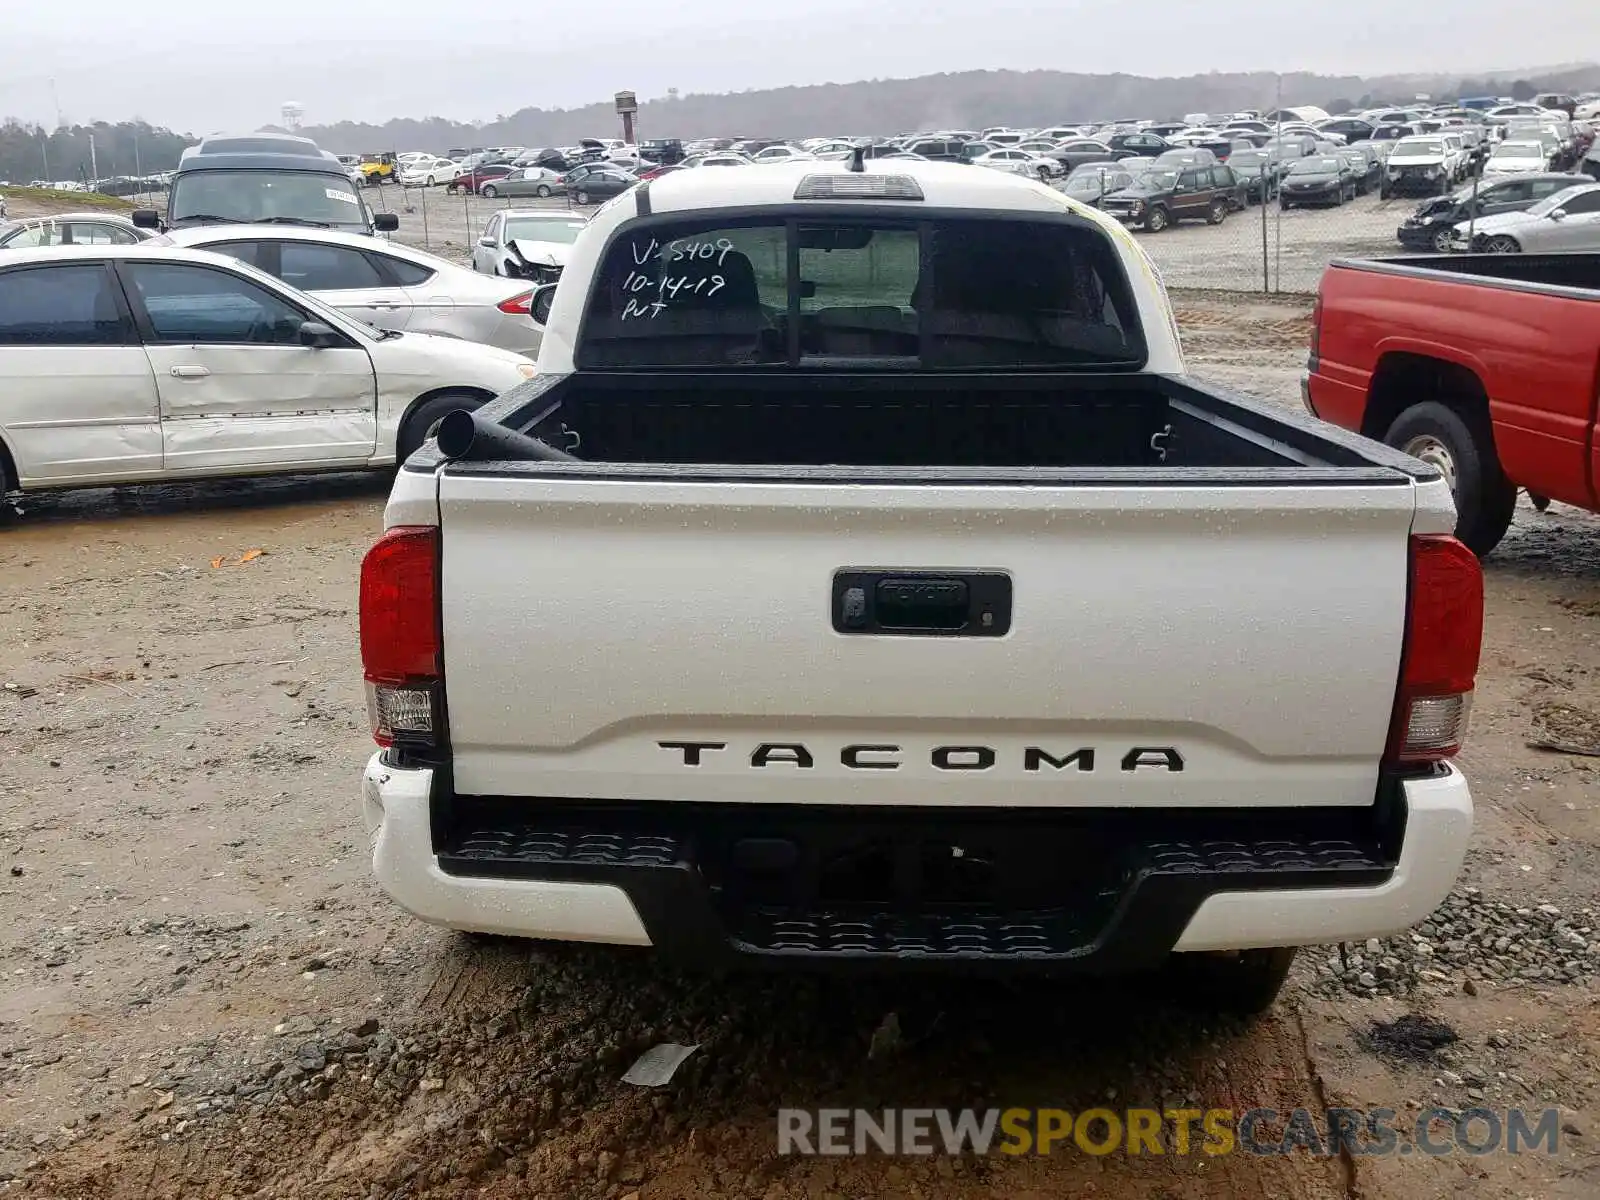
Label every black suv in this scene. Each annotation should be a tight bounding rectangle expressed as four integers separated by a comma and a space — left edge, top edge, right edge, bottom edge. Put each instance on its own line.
1396, 173, 1589, 252
1100, 164, 1234, 231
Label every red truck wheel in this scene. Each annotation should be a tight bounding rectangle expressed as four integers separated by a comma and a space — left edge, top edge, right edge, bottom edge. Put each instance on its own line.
1385, 402, 1516, 555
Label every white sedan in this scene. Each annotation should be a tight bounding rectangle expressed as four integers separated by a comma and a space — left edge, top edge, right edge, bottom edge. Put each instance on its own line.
398, 157, 460, 187
683, 153, 755, 168
971, 148, 1061, 178
1482, 140, 1551, 178
0, 244, 534, 498
470, 211, 587, 278
751, 145, 813, 163
156, 225, 550, 357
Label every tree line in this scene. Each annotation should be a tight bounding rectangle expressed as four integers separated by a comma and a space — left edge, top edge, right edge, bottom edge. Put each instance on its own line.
0, 120, 192, 185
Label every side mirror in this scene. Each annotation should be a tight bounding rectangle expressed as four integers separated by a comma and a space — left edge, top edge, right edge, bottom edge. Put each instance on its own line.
373, 212, 400, 232
530, 284, 557, 326
299, 320, 342, 349
131, 209, 160, 229
1550, 209, 1567, 221
479, 236, 496, 247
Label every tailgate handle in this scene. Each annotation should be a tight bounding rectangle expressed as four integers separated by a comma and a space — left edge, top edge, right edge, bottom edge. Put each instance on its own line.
833, 571, 1011, 637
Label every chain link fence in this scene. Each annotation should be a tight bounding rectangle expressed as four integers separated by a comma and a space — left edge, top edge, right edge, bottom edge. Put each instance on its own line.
372, 180, 583, 261
94, 166, 1419, 293
380, 171, 1412, 293
1108, 187, 1408, 295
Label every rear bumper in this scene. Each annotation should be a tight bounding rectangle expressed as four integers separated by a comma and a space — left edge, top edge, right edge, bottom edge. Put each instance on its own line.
364, 756, 1471, 969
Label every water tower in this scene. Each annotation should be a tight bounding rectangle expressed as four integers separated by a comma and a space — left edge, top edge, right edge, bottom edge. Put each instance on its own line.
281, 101, 305, 132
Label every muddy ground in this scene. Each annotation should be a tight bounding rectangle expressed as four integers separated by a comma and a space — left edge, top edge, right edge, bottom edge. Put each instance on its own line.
2, 292, 1600, 1199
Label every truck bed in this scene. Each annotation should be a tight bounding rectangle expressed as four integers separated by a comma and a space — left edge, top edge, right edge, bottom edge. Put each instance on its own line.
1309, 252, 1600, 546
1343, 251, 1600, 298
427, 369, 1431, 479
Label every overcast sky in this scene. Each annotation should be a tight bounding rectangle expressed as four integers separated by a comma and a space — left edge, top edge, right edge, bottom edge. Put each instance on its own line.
3, 0, 1596, 132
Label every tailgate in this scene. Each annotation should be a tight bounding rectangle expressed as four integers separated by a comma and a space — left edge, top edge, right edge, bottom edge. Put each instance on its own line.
436, 471, 1416, 809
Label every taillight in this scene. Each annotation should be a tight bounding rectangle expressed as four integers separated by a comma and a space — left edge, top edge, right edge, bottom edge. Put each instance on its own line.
1385, 535, 1483, 764
359, 526, 441, 748
498, 290, 534, 315
1308, 292, 1322, 365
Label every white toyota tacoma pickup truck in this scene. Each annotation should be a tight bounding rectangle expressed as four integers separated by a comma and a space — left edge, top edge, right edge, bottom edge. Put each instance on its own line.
359, 159, 1482, 1011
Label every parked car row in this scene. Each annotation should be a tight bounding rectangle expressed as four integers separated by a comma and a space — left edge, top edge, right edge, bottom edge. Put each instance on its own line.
1085, 147, 1377, 229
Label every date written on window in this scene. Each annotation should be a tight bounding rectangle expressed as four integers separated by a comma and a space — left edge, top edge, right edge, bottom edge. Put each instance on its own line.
620, 269, 727, 320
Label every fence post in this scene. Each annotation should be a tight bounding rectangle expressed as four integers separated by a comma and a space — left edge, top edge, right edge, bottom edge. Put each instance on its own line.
1260, 164, 1270, 293
1467, 171, 1480, 250
1272, 77, 1283, 293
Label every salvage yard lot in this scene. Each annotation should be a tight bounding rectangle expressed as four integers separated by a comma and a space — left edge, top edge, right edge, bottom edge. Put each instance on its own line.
363, 180, 1413, 293
2, 241, 1599, 1196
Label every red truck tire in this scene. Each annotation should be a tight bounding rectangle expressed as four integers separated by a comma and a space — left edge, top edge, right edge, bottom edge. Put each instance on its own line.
1384, 402, 1516, 555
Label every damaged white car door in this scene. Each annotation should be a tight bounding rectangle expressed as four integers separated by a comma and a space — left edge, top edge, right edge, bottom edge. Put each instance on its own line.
118, 260, 377, 473
0, 260, 163, 485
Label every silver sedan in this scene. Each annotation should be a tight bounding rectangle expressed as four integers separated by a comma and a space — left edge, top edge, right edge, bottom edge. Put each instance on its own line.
154, 225, 549, 357
478, 166, 567, 199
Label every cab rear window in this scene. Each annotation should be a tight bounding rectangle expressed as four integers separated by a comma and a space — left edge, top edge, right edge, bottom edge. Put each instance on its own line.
577, 216, 1146, 369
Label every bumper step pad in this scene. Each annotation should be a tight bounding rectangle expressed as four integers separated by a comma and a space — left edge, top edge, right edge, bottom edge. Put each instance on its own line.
436, 799, 1401, 970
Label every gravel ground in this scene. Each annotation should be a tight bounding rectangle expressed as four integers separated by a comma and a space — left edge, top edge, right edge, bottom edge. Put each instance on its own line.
1138, 192, 1414, 292
2, 199, 1600, 1199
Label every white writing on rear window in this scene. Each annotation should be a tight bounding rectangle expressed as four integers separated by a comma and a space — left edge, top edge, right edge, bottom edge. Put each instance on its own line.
619, 235, 735, 319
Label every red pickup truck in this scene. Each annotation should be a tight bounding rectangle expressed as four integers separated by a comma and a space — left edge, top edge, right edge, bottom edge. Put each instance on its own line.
1305, 253, 1600, 554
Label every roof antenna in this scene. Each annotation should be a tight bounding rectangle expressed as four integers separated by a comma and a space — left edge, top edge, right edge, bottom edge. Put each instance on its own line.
848, 144, 866, 173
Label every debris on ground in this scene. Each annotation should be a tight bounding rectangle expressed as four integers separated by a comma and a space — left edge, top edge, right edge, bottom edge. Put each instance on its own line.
1360, 1014, 1460, 1062
621, 1042, 700, 1086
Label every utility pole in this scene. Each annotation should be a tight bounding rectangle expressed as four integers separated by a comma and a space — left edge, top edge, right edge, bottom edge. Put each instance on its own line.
41, 131, 50, 184
89, 133, 98, 185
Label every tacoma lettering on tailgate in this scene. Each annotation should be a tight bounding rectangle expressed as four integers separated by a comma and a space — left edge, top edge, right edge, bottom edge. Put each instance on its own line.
657, 742, 1186, 772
